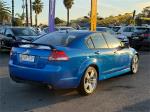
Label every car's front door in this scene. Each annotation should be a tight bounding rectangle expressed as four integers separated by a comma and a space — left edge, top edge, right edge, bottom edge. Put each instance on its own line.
88, 33, 117, 77
103, 33, 130, 72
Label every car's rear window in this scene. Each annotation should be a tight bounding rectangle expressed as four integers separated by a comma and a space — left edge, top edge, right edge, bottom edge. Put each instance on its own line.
33, 32, 77, 46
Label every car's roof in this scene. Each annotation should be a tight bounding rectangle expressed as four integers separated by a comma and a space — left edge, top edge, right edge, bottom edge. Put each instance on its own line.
56, 30, 93, 35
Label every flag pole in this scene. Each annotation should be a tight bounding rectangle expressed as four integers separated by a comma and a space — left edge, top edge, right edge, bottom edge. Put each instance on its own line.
49, 0, 56, 32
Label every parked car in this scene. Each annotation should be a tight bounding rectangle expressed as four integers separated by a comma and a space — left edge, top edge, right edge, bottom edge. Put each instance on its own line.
41, 26, 75, 35
9, 31, 139, 95
118, 26, 149, 38
0, 27, 39, 50
96, 27, 129, 43
130, 27, 150, 50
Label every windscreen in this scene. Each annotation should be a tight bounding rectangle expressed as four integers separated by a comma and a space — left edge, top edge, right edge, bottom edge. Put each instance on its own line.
12, 28, 38, 36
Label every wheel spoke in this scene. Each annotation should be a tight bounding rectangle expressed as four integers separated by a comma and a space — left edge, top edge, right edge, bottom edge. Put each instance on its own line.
90, 70, 95, 78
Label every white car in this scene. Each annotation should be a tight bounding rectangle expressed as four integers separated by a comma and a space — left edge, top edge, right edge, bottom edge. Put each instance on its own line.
118, 26, 149, 38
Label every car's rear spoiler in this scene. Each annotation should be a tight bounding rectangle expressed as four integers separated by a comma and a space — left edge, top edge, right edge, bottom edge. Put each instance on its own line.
12, 42, 56, 50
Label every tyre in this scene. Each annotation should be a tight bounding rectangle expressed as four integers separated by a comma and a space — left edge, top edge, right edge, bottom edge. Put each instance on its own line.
78, 66, 98, 96
131, 55, 139, 74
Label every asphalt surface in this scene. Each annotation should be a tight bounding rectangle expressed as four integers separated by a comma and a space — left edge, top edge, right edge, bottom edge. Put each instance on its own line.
0, 50, 150, 112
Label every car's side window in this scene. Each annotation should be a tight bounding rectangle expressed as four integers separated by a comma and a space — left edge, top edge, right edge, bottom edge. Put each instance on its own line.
123, 27, 134, 32
86, 37, 94, 49
91, 33, 108, 49
103, 33, 121, 48
5, 29, 13, 37
0, 29, 5, 35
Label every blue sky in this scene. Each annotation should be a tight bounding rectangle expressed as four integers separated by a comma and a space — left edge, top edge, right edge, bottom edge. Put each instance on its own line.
5, 0, 150, 25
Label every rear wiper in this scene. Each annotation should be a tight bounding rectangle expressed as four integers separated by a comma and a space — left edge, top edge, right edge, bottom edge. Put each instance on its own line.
12, 42, 56, 50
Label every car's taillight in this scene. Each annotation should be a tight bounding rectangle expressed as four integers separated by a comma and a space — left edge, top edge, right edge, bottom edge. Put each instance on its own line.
48, 50, 69, 61
144, 34, 150, 37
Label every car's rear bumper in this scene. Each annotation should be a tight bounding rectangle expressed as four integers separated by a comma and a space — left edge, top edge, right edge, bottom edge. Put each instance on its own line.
9, 60, 80, 89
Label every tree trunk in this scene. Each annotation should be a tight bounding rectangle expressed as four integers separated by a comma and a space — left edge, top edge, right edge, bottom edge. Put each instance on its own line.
12, 0, 14, 26
67, 9, 69, 26
30, 0, 32, 26
35, 13, 38, 26
25, 0, 29, 26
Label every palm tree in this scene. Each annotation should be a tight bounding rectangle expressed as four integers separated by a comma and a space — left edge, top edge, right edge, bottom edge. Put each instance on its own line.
12, 0, 14, 26
32, 0, 43, 26
30, 0, 32, 26
63, 0, 74, 26
25, 0, 29, 26
0, 0, 11, 24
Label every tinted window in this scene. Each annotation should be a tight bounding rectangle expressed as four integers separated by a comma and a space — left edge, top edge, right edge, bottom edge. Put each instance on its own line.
96, 27, 107, 32
103, 33, 121, 48
0, 28, 5, 35
136, 28, 149, 33
5, 29, 13, 36
86, 38, 94, 49
91, 33, 108, 49
123, 27, 134, 32
34, 32, 76, 46
12, 28, 38, 36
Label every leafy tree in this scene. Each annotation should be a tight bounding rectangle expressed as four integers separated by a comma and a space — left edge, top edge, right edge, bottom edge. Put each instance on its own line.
55, 17, 64, 25
0, 0, 11, 24
32, 0, 43, 26
15, 13, 25, 25
14, 18, 23, 26
142, 6, 150, 17
63, 0, 74, 26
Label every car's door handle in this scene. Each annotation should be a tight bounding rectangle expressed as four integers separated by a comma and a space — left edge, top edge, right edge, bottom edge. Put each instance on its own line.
95, 51, 101, 54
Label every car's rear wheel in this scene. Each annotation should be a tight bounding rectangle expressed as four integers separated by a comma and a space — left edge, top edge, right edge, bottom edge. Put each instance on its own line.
78, 66, 98, 95
131, 55, 139, 74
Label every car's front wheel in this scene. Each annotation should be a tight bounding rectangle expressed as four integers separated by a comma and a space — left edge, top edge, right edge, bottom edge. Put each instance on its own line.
78, 66, 98, 95
131, 55, 139, 74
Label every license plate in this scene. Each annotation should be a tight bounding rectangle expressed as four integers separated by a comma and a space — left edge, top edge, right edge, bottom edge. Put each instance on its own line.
20, 54, 35, 62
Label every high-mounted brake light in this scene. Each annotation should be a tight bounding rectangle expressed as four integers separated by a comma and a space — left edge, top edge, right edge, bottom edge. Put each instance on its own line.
48, 50, 69, 61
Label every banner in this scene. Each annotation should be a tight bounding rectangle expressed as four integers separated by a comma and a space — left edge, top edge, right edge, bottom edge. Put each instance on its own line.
49, 0, 56, 32
90, 0, 97, 31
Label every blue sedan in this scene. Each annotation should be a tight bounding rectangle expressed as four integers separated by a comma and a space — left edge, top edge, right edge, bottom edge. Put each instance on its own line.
9, 31, 139, 95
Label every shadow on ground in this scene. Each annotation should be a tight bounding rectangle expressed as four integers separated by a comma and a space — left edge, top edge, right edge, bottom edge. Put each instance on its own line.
0, 76, 82, 112
118, 99, 150, 112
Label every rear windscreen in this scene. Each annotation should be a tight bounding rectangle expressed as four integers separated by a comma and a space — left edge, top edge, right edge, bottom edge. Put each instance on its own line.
33, 32, 77, 46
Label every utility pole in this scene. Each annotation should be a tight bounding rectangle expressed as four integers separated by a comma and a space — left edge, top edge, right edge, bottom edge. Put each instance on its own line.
30, 0, 32, 26
12, 0, 14, 26
25, 0, 29, 26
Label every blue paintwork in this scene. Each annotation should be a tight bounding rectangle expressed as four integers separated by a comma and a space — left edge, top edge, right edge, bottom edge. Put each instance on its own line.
9, 31, 138, 89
